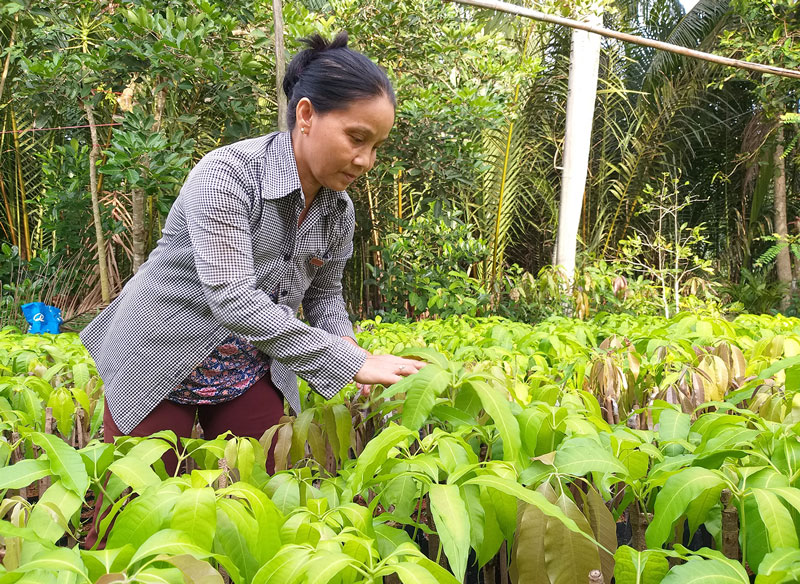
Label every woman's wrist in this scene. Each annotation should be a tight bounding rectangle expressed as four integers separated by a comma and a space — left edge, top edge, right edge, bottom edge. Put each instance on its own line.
341, 335, 369, 354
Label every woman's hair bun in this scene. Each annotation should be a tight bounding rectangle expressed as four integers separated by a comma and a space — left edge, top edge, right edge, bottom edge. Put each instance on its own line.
283, 31, 349, 100
282, 30, 395, 131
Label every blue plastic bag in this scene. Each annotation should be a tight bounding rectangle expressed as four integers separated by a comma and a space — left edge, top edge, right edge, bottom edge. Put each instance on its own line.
21, 302, 62, 334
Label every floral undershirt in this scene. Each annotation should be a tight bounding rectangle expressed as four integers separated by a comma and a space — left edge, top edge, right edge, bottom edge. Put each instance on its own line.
166, 334, 271, 405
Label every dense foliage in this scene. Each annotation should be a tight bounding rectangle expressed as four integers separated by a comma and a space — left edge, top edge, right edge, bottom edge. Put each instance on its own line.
0, 0, 798, 326
2, 311, 800, 581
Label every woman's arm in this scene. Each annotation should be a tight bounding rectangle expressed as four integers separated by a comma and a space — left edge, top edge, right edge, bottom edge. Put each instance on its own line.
183, 154, 367, 399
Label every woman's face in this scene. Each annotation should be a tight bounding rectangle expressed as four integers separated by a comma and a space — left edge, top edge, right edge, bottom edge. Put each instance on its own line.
294, 94, 395, 195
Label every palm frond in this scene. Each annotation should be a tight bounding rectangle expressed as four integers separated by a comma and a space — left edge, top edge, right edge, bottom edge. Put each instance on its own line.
645, 0, 731, 86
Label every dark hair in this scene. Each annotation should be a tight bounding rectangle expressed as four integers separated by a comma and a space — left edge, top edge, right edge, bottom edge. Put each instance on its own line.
283, 31, 396, 130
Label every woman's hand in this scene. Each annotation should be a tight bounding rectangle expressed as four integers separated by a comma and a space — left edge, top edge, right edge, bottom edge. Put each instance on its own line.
353, 354, 427, 393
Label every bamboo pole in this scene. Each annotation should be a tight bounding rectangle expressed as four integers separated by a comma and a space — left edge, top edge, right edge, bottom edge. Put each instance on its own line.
0, 18, 16, 104
446, 0, 800, 80
9, 108, 30, 261
273, 0, 287, 132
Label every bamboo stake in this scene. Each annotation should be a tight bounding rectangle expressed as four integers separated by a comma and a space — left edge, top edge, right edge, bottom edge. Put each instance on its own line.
396, 168, 403, 233
38, 407, 54, 496
446, 0, 800, 80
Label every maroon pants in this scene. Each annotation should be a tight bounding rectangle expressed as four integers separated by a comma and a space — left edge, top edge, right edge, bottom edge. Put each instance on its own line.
85, 375, 285, 548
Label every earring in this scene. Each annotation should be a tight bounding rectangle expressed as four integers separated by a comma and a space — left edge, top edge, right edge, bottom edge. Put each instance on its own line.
300, 127, 306, 134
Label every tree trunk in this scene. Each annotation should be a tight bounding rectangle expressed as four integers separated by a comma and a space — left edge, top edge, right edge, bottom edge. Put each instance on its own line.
84, 101, 111, 303
553, 11, 601, 281
273, 0, 287, 132
132, 83, 167, 273
774, 126, 792, 312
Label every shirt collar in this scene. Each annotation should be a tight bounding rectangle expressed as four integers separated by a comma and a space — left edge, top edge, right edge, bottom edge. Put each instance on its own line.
263, 131, 348, 217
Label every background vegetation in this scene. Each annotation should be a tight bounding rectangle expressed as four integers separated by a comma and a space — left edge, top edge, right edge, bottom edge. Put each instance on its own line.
0, 0, 797, 326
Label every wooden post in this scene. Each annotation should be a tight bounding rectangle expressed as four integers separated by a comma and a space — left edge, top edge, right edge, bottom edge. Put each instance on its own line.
10, 431, 26, 500
630, 502, 651, 551
554, 8, 601, 281
38, 407, 54, 496
589, 569, 605, 584
720, 489, 740, 561
499, 540, 508, 583
218, 458, 229, 490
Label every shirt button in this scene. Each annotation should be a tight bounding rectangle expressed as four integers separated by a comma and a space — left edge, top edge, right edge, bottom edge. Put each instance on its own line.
281, 290, 288, 297
283, 253, 291, 261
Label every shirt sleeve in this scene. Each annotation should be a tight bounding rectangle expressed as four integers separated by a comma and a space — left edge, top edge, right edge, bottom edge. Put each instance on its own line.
302, 199, 357, 340
182, 153, 366, 398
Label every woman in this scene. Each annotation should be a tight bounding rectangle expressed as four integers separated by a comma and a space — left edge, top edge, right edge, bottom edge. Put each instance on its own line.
80, 31, 425, 470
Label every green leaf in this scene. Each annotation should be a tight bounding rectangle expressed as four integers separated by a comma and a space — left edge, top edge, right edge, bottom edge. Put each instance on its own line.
554, 438, 628, 477
477, 485, 506, 567
0, 519, 57, 548
0, 459, 50, 489
401, 370, 440, 431
659, 409, 691, 456
214, 498, 260, 583
79, 443, 115, 478
613, 546, 670, 584
129, 529, 212, 566
107, 484, 180, 549
26, 481, 82, 543
756, 548, 800, 584
125, 438, 172, 466
302, 551, 358, 584
250, 545, 310, 584
391, 561, 458, 584
646, 468, 726, 549
467, 380, 521, 462
347, 424, 415, 496
751, 489, 799, 551
381, 474, 419, 519
108, 457, 161, 493
661, 557, 749, 583
12, 547, 88, 580
429, 484, 470, 582
757, 355, 800, 380
29, 432, 89, 495
770, 487, 800, 516
219, 483, 282, 563
374, 524, 415, 559
170, 487, 216, 550
80, 546, 135, 583
397, 347, 451, 369
72, 363, 90, 390
685, 479, 725, 535
47, 389, 76, 437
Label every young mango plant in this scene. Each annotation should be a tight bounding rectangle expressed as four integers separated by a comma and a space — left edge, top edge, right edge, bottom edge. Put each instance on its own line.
0, 331, 103, 448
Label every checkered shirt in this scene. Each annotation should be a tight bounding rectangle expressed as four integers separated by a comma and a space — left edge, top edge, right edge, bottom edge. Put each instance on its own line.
80, 131, 367, 433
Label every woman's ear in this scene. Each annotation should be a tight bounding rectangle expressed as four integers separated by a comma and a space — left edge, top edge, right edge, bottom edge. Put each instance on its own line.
295, 97, 315, 133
